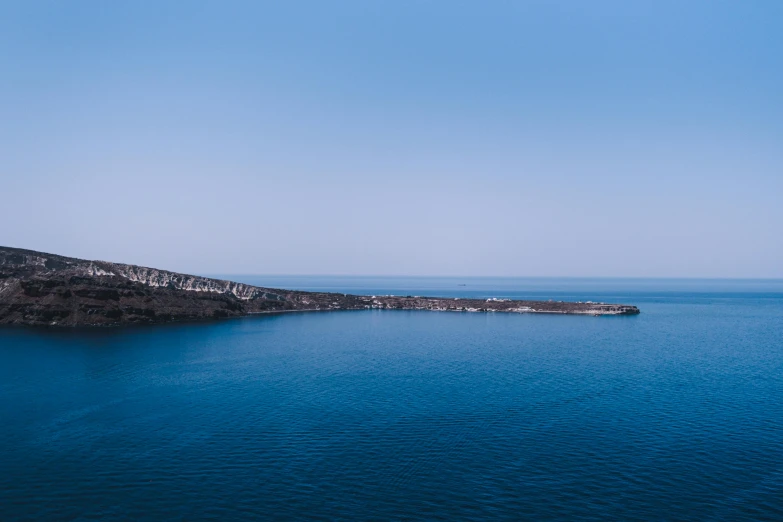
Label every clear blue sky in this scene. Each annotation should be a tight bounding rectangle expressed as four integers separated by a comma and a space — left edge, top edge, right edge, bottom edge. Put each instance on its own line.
2, 1, 781, 277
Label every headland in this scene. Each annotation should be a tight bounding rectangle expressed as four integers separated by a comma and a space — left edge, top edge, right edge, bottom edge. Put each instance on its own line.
0, 246, 640, 327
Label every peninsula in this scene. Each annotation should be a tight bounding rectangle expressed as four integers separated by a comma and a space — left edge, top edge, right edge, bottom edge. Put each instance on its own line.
0, 246, 640, 327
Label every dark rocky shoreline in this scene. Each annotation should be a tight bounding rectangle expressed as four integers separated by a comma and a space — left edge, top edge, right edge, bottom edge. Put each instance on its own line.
0, 246, 640, 327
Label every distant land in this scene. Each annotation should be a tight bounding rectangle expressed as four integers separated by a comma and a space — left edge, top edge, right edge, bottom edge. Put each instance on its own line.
0, 247, 640, 327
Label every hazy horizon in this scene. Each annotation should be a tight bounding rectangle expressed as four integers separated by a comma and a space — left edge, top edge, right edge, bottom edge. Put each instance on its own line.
2, 1, 781, 278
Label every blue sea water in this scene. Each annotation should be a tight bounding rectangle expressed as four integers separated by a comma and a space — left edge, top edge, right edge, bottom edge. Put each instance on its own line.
1, 277, 782, 519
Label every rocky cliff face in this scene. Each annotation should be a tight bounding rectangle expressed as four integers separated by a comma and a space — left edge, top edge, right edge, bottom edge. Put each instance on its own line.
0, 246, 640, 327
97, 263, 285, 301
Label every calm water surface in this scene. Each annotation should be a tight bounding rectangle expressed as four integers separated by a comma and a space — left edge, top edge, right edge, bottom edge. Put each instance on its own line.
1, 278, 782, 519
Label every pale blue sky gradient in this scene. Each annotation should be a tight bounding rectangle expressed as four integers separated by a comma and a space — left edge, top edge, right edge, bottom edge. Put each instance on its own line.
2, 1, 781, 277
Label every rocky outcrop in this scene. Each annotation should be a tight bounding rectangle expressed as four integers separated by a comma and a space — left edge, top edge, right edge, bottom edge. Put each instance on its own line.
0, 246, 640, 327
99, 263, 285, 301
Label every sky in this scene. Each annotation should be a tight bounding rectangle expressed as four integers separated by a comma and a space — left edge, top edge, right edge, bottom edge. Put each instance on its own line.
1, 1, 781, 277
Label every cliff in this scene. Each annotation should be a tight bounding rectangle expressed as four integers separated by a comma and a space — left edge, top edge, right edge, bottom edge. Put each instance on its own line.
0, 246, 640, 327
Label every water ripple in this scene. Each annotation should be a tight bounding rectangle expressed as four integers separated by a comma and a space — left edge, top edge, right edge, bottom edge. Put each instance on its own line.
1, 289, 782, 519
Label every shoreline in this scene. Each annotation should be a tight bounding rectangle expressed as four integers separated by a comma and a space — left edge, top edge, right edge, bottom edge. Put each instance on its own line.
1, 246, 640, 327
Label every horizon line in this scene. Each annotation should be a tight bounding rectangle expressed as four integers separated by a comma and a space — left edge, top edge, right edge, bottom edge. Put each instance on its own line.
206, 273, 783, 282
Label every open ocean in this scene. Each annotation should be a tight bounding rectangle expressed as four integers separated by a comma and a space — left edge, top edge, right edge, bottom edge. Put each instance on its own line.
1, 277, 782, 519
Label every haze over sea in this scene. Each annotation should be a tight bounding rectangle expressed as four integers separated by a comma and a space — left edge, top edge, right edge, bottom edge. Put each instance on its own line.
1, 277, 782, 519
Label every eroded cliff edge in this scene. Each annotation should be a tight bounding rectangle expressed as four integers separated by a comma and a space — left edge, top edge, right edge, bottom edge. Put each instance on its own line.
0, 246, 640, 327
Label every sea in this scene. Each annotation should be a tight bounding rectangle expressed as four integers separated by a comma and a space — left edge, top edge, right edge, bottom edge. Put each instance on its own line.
1, 277, 782, 520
